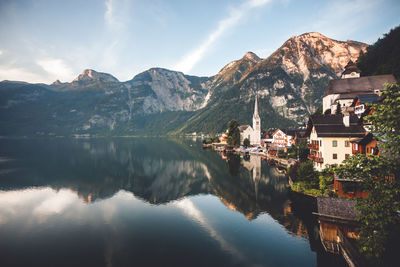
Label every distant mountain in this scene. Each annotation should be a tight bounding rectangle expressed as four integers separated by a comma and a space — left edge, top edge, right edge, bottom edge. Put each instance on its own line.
0, 32, 368, 136
178, 32, 367, 133
357, 25, 400, 78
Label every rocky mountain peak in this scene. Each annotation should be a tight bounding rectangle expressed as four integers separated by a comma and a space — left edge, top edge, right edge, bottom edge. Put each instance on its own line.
52, 79, 63, 85
213, 51, 262, 86
262, 32, 368, 79
72, 69, 119, 83
242, 51, 261, 62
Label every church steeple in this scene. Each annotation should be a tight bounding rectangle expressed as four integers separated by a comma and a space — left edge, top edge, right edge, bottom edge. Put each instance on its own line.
253, 93, 260, 131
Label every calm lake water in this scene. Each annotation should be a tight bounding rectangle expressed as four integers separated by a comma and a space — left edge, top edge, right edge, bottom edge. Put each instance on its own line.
0, 138, 346, 267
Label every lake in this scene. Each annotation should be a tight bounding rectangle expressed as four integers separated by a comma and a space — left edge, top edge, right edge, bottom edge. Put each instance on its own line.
0, 138, 346, 266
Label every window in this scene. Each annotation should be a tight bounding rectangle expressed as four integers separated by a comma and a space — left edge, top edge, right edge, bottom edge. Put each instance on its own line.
345, 154, 350, 159
345, 141, 349, 147
332, 140, 337, 147
333, 153, 337, 159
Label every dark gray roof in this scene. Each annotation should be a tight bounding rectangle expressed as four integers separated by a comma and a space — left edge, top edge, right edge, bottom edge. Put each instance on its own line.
337, 93, 359, 100
324, 74, 397, 97
350, 94, 382, 106
317, 197, 360, 219
341, 60, 361, 75
305, 114, 365, 137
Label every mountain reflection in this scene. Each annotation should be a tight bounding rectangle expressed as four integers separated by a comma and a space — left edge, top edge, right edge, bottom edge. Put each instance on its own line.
0, 138, 306, 237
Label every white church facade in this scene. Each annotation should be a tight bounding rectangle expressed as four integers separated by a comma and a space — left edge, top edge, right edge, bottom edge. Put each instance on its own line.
239, 95, 261, 146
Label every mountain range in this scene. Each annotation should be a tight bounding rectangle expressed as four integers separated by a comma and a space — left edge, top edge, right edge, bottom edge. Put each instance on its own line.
0, 32, 367, 136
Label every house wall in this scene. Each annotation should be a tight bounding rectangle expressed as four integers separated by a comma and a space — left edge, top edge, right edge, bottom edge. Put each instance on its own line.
365, 139, 378, 155
323, 94, 339, 113
331, 99, 354, 114
240, 127, 253, 145
319, 137, 353, 171
309, 126, 354, 171
334, 179, 369, 198
240, 126, 260, 146
272, 130, 286, 147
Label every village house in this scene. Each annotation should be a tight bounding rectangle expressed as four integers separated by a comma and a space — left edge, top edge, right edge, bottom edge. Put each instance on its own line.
322, 61, 396, 114
239, 95, 261, 146
350, 132, 379, 155
351, 93, 383, 119
305, 114, 365, 171
268, 128, 298, 148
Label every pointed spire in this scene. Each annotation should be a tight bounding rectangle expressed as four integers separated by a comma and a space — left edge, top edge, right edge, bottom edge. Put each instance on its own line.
253, 92, 260, 120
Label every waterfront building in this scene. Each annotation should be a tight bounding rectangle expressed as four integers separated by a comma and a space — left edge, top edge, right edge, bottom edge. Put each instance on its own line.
239, 95, 261, 146
305, 114, 365, 171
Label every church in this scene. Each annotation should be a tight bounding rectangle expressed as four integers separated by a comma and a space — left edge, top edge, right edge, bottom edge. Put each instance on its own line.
239, 95, 261, 146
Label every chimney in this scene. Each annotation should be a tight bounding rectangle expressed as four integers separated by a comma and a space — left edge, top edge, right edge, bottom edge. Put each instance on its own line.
343, 114, 350, 127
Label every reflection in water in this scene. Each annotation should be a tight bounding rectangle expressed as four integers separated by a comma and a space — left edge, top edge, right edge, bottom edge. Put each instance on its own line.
0, 138, 343, 266
175, 198, 247, 263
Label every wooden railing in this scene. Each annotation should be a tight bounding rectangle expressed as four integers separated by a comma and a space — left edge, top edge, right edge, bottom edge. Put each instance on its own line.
307, 143, 319, 150
307, 154, 324, 163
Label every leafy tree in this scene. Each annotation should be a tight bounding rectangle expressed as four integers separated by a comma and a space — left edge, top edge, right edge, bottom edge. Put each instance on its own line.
318, 165, 335, 195
296, 161, 318, 187
286, 142, 309, 161
357, 25, 400, 78
243, 138, 250, 147
335, 155, 400, 266
366, 83, 400, 155
334, 83, 400, 265
227, 120, 240, 147
212, 136, 220, 143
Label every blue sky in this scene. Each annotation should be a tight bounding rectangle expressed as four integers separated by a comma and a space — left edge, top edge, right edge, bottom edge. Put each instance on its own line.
0, 0, 399, 83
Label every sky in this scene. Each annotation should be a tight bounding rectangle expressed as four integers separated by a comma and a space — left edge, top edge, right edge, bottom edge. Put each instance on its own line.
0, 0, 399, 84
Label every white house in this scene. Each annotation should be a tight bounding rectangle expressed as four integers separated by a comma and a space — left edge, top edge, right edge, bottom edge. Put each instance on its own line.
240, 95, 261, 146
305, 114, 365, 171
322, 61, 396, 114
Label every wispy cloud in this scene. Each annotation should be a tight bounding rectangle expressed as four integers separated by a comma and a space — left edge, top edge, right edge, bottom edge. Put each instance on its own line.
174, 0, 272, 73
0, 50, 3, 56
175, 198, 246, 262
104, 0, 123, 30
102, 0, 132, 74
36, 58, 75, 82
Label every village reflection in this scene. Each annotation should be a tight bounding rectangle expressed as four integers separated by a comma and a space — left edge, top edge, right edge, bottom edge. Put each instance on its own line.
0, 138, 314, 238
215, 152, 311, 237
0, 138, 348, 266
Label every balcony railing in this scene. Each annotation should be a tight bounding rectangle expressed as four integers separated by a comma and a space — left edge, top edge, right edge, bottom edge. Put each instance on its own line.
308, 154, 324, 163
307, 143, 319, 150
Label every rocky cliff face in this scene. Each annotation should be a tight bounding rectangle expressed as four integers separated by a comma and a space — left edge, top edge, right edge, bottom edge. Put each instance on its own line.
123, 68, 212, 113
0, 32, 368, 136
178, 33, 367, 133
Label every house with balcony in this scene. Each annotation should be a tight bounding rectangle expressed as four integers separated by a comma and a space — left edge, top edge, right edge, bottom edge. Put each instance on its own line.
305, 114, 366, 171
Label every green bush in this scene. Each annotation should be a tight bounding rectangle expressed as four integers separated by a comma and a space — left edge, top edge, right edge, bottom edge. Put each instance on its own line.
243, 138, 250, 147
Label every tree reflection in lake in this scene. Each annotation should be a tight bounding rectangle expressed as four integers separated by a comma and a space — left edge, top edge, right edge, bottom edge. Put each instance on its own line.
0, 138, 346, 266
